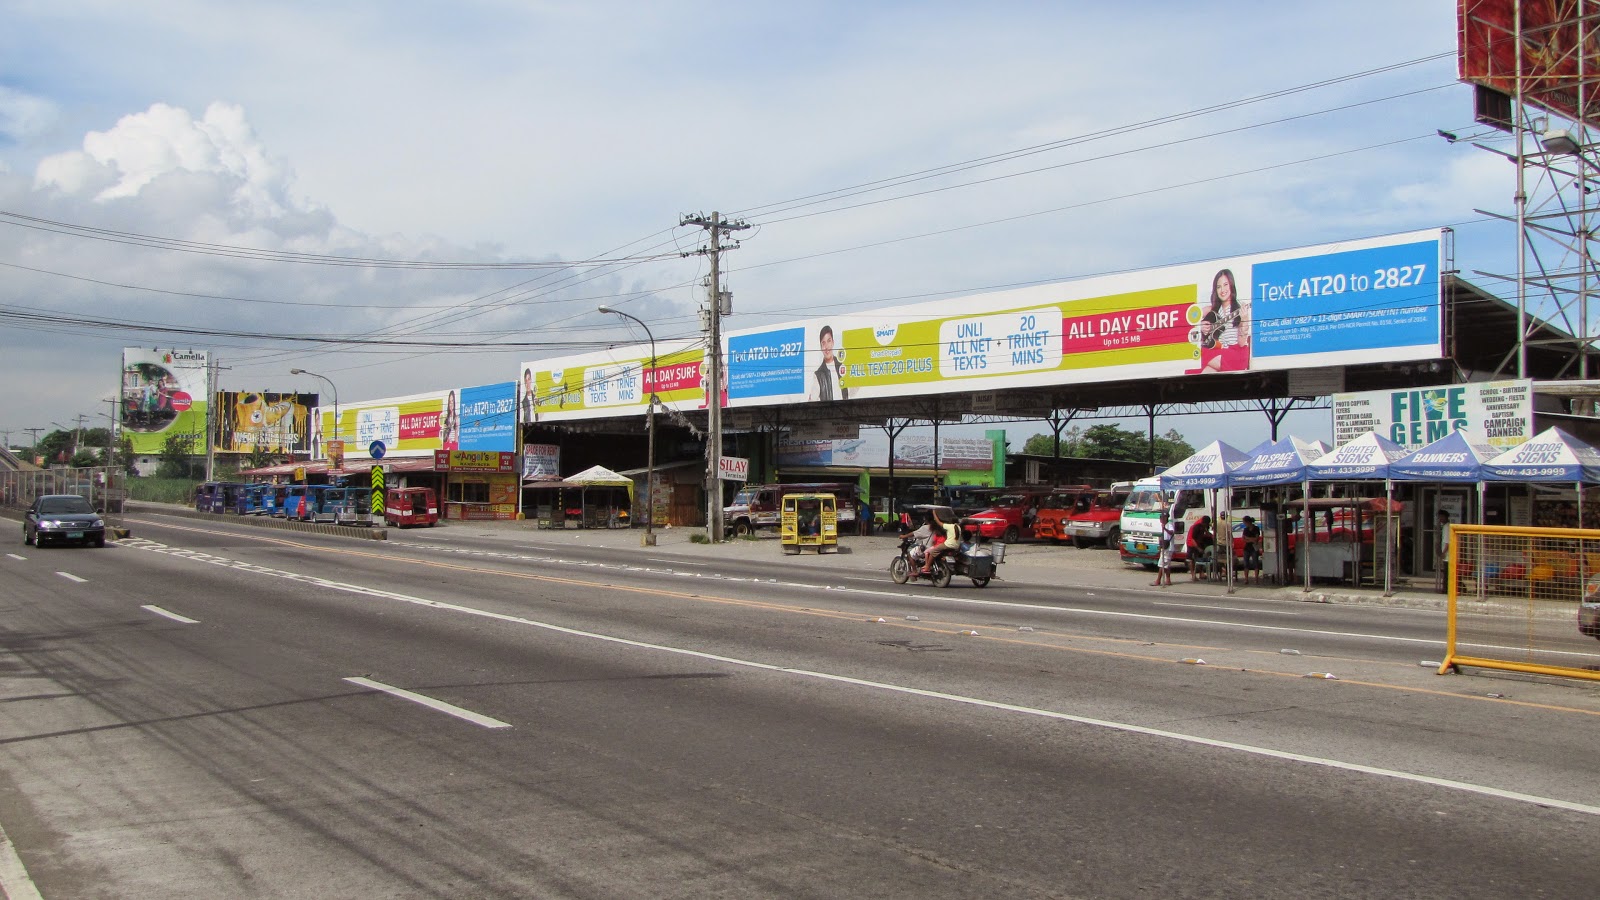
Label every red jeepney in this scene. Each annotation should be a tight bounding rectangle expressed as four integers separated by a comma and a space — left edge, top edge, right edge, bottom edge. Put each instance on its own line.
385, 487, 439, 527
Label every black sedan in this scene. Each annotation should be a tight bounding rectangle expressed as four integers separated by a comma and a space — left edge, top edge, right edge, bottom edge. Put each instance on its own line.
24, 494, 106, 548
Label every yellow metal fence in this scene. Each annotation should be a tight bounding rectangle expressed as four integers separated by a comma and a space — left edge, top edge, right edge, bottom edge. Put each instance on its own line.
1441, 524, 1600, 682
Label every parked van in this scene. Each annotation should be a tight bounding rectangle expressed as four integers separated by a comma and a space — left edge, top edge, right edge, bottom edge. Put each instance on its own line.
385, 487, 439, 527
276, 484, 308, 519
334, 487, 374, 526
724, 483, 857, 536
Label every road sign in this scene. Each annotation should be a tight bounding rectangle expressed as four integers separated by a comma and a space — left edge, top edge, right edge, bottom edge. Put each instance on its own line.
369, 440, 387, 459
371, 466, 386, 516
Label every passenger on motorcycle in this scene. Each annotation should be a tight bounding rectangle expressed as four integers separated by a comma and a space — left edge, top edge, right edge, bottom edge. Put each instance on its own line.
919, 508, 960, 575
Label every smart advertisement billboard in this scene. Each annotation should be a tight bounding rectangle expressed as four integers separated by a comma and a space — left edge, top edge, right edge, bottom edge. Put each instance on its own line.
313, 381, 516, 461
121, 348, 209, 455
1332, 379, 1532, 453
517, 229, 1443, 422
518, 340, 708, 422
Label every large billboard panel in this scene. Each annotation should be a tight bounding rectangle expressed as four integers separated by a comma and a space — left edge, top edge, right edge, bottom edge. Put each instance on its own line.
121, 348, 208, 455
776, 434, 995, 470
1332, 379, 1533, 452
518, 340, 709, 422
1459, 0, 1600, 126
312, 381, 516, 461
217, 391, 315, 453
518, 230, 1442, 424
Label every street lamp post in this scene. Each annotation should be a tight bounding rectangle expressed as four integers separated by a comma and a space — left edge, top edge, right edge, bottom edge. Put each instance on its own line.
598, 305, 657, 547
289, 368, 339, 458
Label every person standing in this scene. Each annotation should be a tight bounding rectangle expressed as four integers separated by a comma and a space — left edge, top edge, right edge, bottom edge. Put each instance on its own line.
1187, 515, 1216, 582
1435, 508, 1452, 593
1150, 511, 1174, 587
1240, 515, 1262, 585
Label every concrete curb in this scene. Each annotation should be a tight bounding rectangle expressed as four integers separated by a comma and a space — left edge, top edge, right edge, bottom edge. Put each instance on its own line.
121, 502, 389, 540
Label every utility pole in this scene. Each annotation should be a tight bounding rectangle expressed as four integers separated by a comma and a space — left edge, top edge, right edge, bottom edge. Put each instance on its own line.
681, 210, 749, 542
204, 354, 218, 481
104, 396, 119, 466
23, 427, 42, 465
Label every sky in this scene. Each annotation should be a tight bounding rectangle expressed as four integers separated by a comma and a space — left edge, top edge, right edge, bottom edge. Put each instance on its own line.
0, 1, 1532, 455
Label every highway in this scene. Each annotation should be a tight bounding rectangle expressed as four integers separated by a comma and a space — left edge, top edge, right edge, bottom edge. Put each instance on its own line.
1, 511, 1597, 898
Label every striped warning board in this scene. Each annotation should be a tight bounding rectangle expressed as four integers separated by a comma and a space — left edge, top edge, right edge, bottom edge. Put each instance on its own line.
371, 466, 385, 515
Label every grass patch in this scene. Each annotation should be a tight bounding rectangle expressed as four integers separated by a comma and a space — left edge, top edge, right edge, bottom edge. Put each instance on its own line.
128, 477, 201, 505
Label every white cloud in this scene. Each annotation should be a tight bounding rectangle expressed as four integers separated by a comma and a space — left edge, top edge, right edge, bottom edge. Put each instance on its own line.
0, 86, 57, 143
34, 102, 301, 219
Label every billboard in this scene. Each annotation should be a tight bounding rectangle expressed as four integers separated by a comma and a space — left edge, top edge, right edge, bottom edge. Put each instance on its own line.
1332, 379, 1533, 452
518, 230, 1443, 424
777, 434, 996, 470
313, 381, 517, 462
519, 341, 709, 422
121, 348, 208, 455
1459, 0, 1600, 126
217, 391, 314, 453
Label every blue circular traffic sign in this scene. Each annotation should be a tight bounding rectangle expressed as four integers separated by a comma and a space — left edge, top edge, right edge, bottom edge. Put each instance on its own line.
369, 440, 387, 459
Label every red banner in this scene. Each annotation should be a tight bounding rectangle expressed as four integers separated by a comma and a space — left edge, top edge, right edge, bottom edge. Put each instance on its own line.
1060, 302, 1191, 355
645, 361, 704, 394
400, 411, 441, 440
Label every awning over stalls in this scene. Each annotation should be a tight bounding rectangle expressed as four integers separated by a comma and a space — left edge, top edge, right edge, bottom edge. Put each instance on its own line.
1388, 430, 1495, 483
1306, 431, 1408, 481
241, 461, 330, 477
1484, 427, 1600, 483
1232, 436, 1329, 487
1157, 441, 1250, 491
338, 456, 441, 474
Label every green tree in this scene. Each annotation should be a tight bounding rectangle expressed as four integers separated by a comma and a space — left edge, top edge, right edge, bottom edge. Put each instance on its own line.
157, 432, 199, 479
1077, 424, 1149, 460
37, 429, 74, 465
1021, 423, 1193, 466
119, 434, 139, 475
1151, 429, 1195, 467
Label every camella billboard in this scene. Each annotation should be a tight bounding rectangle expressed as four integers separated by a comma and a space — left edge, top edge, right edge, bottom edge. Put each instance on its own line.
121, 348, 208, 455
519, 229, 1443, 421
313, 382, 516, 461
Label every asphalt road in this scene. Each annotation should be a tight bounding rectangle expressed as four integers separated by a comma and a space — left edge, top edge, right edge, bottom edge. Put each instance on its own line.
2, 511, 1598, 898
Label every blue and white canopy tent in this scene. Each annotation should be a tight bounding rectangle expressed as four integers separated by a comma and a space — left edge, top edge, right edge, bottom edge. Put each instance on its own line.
1158, 440, 1250, 590
1389, 430, 1496, 485
1231, 437, 1329, 592
1231, 436, 1329, 488
1304, 431, 1410, 595
1484, 426, 1600, 526
1157, 440, 1251, 491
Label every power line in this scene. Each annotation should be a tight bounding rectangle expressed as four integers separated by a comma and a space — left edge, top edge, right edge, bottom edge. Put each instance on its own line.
0, 210, 684, 269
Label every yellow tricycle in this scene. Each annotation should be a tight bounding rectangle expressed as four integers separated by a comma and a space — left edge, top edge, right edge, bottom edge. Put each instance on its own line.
781, 493, 838, 554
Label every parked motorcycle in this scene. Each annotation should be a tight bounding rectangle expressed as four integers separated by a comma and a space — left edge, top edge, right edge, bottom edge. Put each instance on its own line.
888, 516, 1006, 588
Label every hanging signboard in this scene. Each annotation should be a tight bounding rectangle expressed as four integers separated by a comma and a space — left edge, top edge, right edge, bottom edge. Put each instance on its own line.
719, 456, 750, 482
1331, 378, 1533, 452
434, 450, 517, 472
